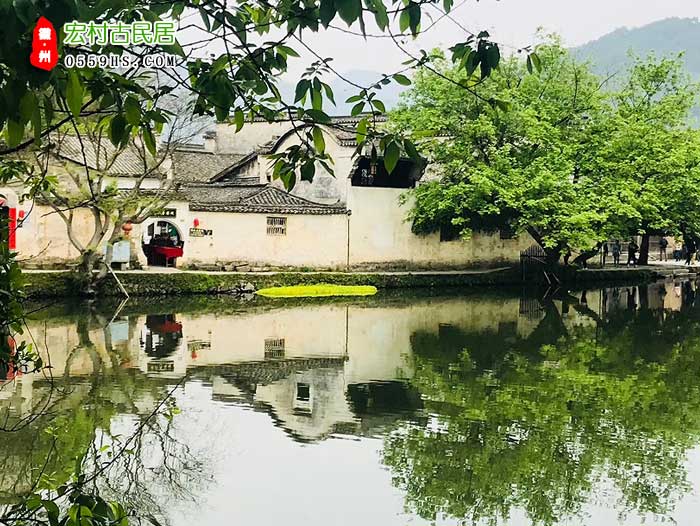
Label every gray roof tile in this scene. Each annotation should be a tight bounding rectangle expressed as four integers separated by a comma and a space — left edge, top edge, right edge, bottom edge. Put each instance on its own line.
172, 149, 246, 183
183, 184, 346, 215
52, 135, 165, 177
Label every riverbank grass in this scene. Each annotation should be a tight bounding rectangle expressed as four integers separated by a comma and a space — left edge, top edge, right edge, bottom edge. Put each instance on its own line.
255, 284, 378, 298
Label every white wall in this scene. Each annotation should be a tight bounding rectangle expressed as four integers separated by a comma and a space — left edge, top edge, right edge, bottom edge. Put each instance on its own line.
178, 209, 349, 269
347, 187, 533, 269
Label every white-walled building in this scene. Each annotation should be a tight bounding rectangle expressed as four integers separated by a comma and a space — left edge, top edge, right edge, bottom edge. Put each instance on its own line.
8, 116, 532, 271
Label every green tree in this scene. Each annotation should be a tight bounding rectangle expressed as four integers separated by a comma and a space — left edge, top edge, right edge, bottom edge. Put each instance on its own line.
579, 55, 700, 264
393, 44, 700, 266
383, 290, 700, 525
0, 0, 530, 288
392, 41, 608, 265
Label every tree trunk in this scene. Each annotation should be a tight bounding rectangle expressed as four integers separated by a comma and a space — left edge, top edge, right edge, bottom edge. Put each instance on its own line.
77, 249, 104, 297
572, 244, 602, 268
638, 234, 650, 265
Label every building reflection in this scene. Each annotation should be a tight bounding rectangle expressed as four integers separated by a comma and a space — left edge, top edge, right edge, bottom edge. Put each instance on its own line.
9, 278, 699, 446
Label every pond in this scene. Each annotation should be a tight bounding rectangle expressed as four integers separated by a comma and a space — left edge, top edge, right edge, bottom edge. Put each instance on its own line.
4, 280, 700, 525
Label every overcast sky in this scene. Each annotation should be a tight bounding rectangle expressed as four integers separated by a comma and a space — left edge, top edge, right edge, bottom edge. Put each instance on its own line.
282, 0, 699, 78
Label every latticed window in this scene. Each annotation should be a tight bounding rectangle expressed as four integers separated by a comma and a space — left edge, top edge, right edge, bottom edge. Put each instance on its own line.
264, 338, 285, 359
266, 216, 287, 235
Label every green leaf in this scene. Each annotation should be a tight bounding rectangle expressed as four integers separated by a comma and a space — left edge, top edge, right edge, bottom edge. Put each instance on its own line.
322, 83, 336, 105
529, 52, 542, 73
5, 120, 24, 147
373, 1, 389, 30
43, 95, 54, 124
312, 126, 326, 153
406, 2, 421, 35
66, 71, 84, 118
384, 141, 400, 173
356, 117, 368, 144
143, 127, 157, 156
393, 74, 411, 86
109, 115, 127, 146
399, 9, 410, 33
319, 0, 337, 27
351, 101, 365, 116
404, 138, 420, 161
42, 500, 60, 526
335, 0, 362, 25
19, 91, 36, 123
124, 97, 140, 126
371, 99, 386, 113
234, 109, 244, 132
305, 109, 331, 123
278, 45, 300, 58
465, 50, 479, 76
211, 55, 230, 75
486, 44, 500, 69
294, 79, 310, 103
311, 88, 323, 110
300, 161, 315, 182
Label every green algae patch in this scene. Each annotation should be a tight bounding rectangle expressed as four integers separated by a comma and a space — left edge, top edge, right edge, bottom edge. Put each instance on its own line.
255, 284, 378, 298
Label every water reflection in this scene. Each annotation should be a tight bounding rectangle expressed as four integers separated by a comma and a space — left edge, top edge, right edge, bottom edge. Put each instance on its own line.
3, 280, 700, 525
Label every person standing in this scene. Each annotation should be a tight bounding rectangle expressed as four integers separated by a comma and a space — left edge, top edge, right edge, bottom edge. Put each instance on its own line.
602, 242, 609, 266
627, 239, 639, 267
612, 240, 621, 266
674, 238, 683, 262
685, 237, 696, 266
659, 237, 668, 261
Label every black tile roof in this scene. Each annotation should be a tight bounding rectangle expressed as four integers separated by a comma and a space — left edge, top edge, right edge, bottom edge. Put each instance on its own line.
51, 135, 167, 177
185, 184, 347, 215
171, 149, 246, 183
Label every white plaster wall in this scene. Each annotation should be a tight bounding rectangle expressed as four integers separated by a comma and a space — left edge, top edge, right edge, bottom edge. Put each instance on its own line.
179, 210, 349, 268
267, 129, 354, 205
214, 121, 291, 154
16, 203, 94, 264
347, 187, 533, 268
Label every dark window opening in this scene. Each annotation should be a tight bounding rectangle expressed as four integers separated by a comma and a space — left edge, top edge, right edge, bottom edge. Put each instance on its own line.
440, 223, 461, 242
500, 227, 516, 240
351, 157, 419, 188
296, 382, 310, 402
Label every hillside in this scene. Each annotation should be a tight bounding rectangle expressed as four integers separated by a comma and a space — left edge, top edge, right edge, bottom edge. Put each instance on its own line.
574, 17, 700, 122
574, 17, 700, 78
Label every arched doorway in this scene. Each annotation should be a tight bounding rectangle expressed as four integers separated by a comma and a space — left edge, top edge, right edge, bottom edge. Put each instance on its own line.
142, 220, 184, 267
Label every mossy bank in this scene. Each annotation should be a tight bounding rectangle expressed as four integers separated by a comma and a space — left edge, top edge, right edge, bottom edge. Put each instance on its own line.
20, 266, 672, 299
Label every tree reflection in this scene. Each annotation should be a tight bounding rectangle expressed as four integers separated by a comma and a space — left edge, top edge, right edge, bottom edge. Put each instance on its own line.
384, 284, 700, 525
0, 309, 204, 526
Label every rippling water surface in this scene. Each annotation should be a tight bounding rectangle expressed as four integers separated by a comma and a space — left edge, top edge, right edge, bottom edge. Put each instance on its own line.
5, 281, 700, 525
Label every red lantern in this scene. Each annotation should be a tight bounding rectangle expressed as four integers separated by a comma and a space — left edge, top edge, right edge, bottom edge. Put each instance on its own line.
193, 218, 200, 228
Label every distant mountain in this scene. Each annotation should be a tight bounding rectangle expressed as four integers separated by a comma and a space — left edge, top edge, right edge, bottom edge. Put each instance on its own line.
574, 17, 700, 122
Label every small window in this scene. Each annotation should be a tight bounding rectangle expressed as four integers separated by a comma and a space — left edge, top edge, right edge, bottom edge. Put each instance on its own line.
266, 216, 287, 235
296, 383, 311, 402
264, 338, 285, 359
440, 224, 460, 242
499, 227, 516, 240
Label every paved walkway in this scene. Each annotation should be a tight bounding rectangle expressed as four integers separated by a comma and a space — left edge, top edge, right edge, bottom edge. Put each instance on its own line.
23, 266, 514, 276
